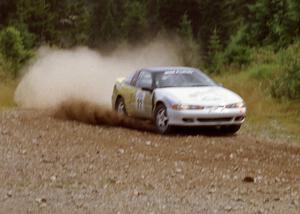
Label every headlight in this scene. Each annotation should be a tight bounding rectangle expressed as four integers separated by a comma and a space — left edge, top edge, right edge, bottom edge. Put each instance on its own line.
172, 104, 205, 110
225, 102, 246, 109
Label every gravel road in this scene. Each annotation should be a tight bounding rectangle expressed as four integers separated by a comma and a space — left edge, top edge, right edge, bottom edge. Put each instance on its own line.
0, 109, 299, 213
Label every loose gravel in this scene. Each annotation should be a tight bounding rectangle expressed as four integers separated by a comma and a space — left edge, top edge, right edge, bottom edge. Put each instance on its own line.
0, 109, 299, 213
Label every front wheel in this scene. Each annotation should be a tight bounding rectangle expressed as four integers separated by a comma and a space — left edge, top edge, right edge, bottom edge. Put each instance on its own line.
115, 97, 127, 116
154, 104, 172, 134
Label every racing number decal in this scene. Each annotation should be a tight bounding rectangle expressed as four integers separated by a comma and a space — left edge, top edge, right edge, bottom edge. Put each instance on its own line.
136, 91, 146, 111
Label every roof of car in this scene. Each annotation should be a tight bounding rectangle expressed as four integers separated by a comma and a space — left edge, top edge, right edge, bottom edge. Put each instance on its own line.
143, 66, 199, 73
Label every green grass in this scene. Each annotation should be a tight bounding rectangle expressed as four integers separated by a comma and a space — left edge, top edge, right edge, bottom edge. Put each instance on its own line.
0, 79, 17, 108
215, 71, 300, 142
0, 61, 16, 108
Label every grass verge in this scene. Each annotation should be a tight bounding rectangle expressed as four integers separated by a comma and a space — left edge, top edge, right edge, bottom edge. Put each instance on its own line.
215, 71, 300, 143
0, 79, 17, 109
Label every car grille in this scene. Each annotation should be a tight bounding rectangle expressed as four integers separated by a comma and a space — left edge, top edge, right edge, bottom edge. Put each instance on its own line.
197, 117, 233, 123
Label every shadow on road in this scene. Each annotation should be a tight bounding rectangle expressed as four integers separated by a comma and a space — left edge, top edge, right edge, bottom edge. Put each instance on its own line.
53, 99, 239, 138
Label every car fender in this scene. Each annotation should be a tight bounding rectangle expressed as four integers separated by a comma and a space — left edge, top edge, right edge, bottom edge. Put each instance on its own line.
112, 78, 126, 109
153, 90, 178, 112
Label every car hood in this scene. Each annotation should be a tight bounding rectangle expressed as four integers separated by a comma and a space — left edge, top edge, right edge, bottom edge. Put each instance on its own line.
155, 86, 244, 106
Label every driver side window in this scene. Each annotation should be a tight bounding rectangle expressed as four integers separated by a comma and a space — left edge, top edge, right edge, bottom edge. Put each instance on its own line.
136, 71, 153, 89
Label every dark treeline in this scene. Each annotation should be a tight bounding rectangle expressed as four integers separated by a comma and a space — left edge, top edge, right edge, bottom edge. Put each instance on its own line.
1, 0, 300, 50
0, 0, 300, 99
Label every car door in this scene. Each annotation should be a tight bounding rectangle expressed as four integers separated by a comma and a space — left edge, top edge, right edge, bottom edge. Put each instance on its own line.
134, 71, 154, 119
123, 70, 141, 116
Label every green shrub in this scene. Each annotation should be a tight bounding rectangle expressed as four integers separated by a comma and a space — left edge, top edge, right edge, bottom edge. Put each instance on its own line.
0, 55, 6, 79
251, 47, 277, 65
271, 43, 300, 99
208, 52, 225, 74
247, 47, 279, 80
0, 53, 13, 80
13, 23, 36, 50
207, 28, 225, 73
0, 78, 17, 107
224, 28, 251, 67
248, 64, 277, 80
0, 26, 33, 77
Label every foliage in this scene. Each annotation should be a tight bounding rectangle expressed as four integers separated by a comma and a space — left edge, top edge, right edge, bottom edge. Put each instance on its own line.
223, 28, 251, 67
248, 64, 277, 80
215, 71, 300, 140
207, 28, 224, 73
177, 13, 193, 39
89, 0, 124, 46
15, 0, 55, 44
0, 54, 10, 79
208, 28, 222, 54
99, 0, 120, 43
0, 0, 299, 102
271, 43, 300, 99
122, 0, 149, 42
232, 42, 300, 100
60, 0, 90, 46
177, 13, 202, 67
0, 80, 16, 107
0, 26, 32, 77
12, 23, 36, 50
12, 0, 90, 47
0, 0, 299, 51
242, 0, 300, 48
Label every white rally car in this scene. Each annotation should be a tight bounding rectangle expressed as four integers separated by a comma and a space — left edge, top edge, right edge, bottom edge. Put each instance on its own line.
112, 67, 246, 134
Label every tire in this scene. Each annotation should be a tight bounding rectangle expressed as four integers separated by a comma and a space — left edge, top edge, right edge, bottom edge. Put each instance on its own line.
221, 125, 241, 135
154, 104, 172, 134
115, 97, 127, 116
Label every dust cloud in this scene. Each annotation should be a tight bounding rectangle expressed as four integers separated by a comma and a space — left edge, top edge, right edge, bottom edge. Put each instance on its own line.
14, 38, 183, 130
54, 99, 154, 132
15, 38, 183, 109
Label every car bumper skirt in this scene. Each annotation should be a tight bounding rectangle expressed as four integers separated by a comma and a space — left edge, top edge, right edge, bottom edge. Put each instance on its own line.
167, 108, 246, 126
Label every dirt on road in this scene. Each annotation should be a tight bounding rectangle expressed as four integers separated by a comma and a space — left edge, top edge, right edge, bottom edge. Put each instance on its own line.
0, 109, 299, 214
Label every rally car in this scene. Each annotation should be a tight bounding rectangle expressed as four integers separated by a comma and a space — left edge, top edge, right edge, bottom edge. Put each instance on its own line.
112, 67, 246, 134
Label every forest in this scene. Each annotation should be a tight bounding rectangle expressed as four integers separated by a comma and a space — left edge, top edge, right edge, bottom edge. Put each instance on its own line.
0, 0, 300, 101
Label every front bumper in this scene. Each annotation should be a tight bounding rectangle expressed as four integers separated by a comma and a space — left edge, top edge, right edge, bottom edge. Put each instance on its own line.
167, 107, 246, 126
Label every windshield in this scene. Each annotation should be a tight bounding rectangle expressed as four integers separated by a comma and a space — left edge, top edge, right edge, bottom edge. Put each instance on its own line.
154, 69, 216, 88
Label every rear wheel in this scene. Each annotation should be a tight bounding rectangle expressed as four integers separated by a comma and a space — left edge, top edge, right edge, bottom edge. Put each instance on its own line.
115, 97, 127, 116
221, 125, 241, 135
154, 104, 172, 134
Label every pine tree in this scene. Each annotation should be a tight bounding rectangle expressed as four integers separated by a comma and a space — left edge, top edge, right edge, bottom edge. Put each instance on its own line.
208, 28, 224, 73
178, 13, 193, 40
100, 0, 120, 43
122, 0, 148, 42
208, 28, 222, 54
177, 13, 202, 67
15, 0, 57, 44
243, 0, 291, 47
89, 0, 125, 46
58, 0, 90, 47
286, 0, 300, 41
